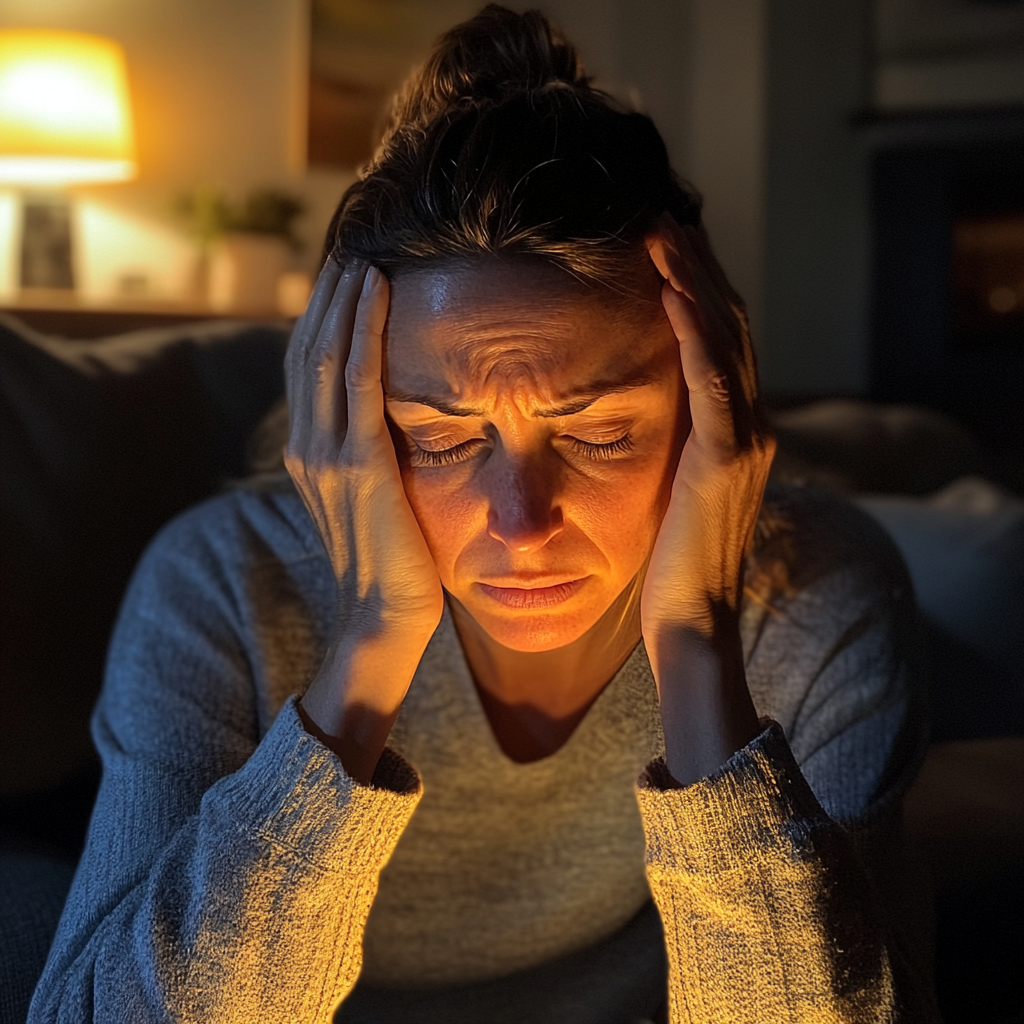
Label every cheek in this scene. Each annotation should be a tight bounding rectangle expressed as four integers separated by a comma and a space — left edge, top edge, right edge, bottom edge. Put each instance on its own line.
400, 469, 483, 573
571, 455, 677, 569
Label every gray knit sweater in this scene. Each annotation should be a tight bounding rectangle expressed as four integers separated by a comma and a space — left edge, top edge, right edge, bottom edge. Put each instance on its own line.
29, 482, 938, 1023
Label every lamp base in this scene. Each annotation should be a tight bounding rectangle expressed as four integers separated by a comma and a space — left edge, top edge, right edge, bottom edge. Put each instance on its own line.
20, 194, 74, 290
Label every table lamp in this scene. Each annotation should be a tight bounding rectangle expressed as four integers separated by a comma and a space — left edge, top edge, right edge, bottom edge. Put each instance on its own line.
0, 28, 137, 291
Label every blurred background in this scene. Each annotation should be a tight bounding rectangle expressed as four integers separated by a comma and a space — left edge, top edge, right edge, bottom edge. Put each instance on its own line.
0, 2, 1021, 1023
0, 0, 1022, 441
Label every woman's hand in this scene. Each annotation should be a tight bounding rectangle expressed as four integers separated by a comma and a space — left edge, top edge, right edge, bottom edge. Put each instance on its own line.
285, 260, 444, 781
642, 217, 775, 785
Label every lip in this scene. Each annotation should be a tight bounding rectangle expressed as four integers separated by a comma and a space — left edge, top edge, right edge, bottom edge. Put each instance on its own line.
476, 578, 586, 609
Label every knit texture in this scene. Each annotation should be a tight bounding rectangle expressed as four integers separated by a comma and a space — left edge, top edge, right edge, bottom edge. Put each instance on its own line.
29, 482, 938, 1023
640, 728, 897, 1022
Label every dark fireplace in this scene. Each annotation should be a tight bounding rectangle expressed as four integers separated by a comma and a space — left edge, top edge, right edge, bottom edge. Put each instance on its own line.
868, 109, 1024, 468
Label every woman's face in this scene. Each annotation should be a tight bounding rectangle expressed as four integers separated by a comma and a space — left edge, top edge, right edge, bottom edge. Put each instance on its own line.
384, 259, 688, 652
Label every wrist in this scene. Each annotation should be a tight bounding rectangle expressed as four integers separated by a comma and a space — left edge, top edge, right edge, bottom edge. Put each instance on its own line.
299, 626, 430, 783
646, 623, 759, 787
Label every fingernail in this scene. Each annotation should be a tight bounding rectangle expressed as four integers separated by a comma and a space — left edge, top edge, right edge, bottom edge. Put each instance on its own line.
362, 266, 379, 292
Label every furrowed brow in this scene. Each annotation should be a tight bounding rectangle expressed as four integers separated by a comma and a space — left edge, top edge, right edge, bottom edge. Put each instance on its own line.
534, 374, 660, 417
385, 372, 659, 419
384, 392, 486, 417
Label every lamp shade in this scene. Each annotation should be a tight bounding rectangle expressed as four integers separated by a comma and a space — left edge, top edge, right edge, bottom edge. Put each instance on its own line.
0, 29, 137, 185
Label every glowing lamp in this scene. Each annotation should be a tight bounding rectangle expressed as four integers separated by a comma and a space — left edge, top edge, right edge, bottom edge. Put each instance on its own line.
0, 29, 136, 184
0, 29, 137, 289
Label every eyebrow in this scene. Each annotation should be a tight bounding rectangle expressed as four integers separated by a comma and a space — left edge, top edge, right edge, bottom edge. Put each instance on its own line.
385, 372, 659, 418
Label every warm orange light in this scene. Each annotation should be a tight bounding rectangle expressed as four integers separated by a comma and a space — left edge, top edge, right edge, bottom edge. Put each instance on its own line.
0, 29, 137, 185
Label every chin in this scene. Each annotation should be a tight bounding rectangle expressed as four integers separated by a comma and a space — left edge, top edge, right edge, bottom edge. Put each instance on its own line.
467, 606, 603, 652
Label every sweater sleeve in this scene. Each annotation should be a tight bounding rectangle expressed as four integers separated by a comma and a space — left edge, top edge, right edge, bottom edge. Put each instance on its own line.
637, 489, 940, 1023
28, 498, 422, 1024
639, 725, 934, 1023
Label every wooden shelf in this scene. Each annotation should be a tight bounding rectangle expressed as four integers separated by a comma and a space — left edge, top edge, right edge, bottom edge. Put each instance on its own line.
1, 292, 292, 339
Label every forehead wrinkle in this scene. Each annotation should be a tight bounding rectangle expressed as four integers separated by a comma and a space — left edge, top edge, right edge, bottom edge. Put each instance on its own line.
441, 362, 558, 419
385, 262, 676, 417
442, 334, 562, 395
389, 323, 673, 418
386, 365, 665, 420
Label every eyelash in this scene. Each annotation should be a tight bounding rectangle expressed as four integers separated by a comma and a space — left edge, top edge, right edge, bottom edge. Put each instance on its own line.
413, 440, 482, 467
411, 434, 634, 467
567, 435, 635, 460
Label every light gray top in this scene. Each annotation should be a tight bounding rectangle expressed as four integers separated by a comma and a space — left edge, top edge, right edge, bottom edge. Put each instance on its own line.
29, 481, 937, 1023
358, 611, 664, 989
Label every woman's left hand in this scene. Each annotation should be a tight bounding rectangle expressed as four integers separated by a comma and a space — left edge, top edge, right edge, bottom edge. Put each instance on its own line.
642, 216, 776, 785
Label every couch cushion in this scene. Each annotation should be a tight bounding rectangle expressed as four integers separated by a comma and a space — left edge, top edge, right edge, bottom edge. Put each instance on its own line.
770, 399, 992, 495
859, 478, 1024, 741
0, 313, 289, 800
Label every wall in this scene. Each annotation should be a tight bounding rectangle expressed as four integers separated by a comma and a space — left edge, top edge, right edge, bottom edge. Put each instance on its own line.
9, 0, 1000, 397
0, 0, 348, 304
542, 0, 767, 361
686, 0, 767, 374
875, 0, 1024, 109
544, 0, 871, 396
762, 0, 872, 395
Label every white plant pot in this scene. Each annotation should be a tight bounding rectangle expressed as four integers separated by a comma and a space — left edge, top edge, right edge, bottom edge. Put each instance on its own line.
208, 233, 290, 313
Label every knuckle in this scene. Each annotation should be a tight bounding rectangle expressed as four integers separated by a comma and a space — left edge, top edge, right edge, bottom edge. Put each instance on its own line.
283, 460, 306, 488
314, 346, 338, 375
344, 359, 374, 392
282, 448, 306, 476
705, 374, 732, 407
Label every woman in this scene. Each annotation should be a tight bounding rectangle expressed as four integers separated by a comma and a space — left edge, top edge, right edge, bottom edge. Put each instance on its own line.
31, 7, 936, 1023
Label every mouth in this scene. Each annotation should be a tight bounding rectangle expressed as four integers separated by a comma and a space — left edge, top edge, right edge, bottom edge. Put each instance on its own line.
475, 577, 586, 610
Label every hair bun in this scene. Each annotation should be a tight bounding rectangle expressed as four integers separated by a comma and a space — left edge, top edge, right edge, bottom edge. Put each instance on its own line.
331, 4, 702, 278
380, 5, 589, 145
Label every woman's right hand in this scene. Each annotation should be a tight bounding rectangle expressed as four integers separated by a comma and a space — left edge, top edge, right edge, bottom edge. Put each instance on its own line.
285, 260, 444, 781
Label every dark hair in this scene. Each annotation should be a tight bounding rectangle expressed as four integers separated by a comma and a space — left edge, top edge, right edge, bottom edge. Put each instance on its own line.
322, 5, 701, 289
274, 6, 790, 603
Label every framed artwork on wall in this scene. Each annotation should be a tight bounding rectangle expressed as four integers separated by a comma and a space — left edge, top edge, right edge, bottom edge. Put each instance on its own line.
308, 0, 478, 171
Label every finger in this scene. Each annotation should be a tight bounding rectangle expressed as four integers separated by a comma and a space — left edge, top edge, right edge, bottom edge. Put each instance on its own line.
286, 261, 349, 450
647, 216, 696, 301
652, 216, 761, 446
309, 261, 368, 372
661, 281, 742, 454
309, 264, 368, 441
301, 256, 346, 338
674, 227, 760, 408
655, 227, 734, 372
653, 220, 741, 351
344, 267, 391, 449
288, 262, 365, 457
286, 258, 344, 388
649, 222, 743, 389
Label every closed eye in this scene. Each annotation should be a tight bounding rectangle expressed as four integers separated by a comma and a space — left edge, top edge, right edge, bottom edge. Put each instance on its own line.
410, 438, 485, 467
566, 434, 634, 460
407, 433, 635, 467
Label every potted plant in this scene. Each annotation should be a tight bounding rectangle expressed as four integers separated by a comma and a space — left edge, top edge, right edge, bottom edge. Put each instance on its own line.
175, 188, 304, 313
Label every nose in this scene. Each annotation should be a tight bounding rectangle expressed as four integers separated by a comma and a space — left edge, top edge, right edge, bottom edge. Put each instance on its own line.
485, 453, 564, 554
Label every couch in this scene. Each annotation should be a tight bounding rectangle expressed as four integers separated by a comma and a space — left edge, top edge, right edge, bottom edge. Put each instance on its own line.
1, 313, 1020, 1023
